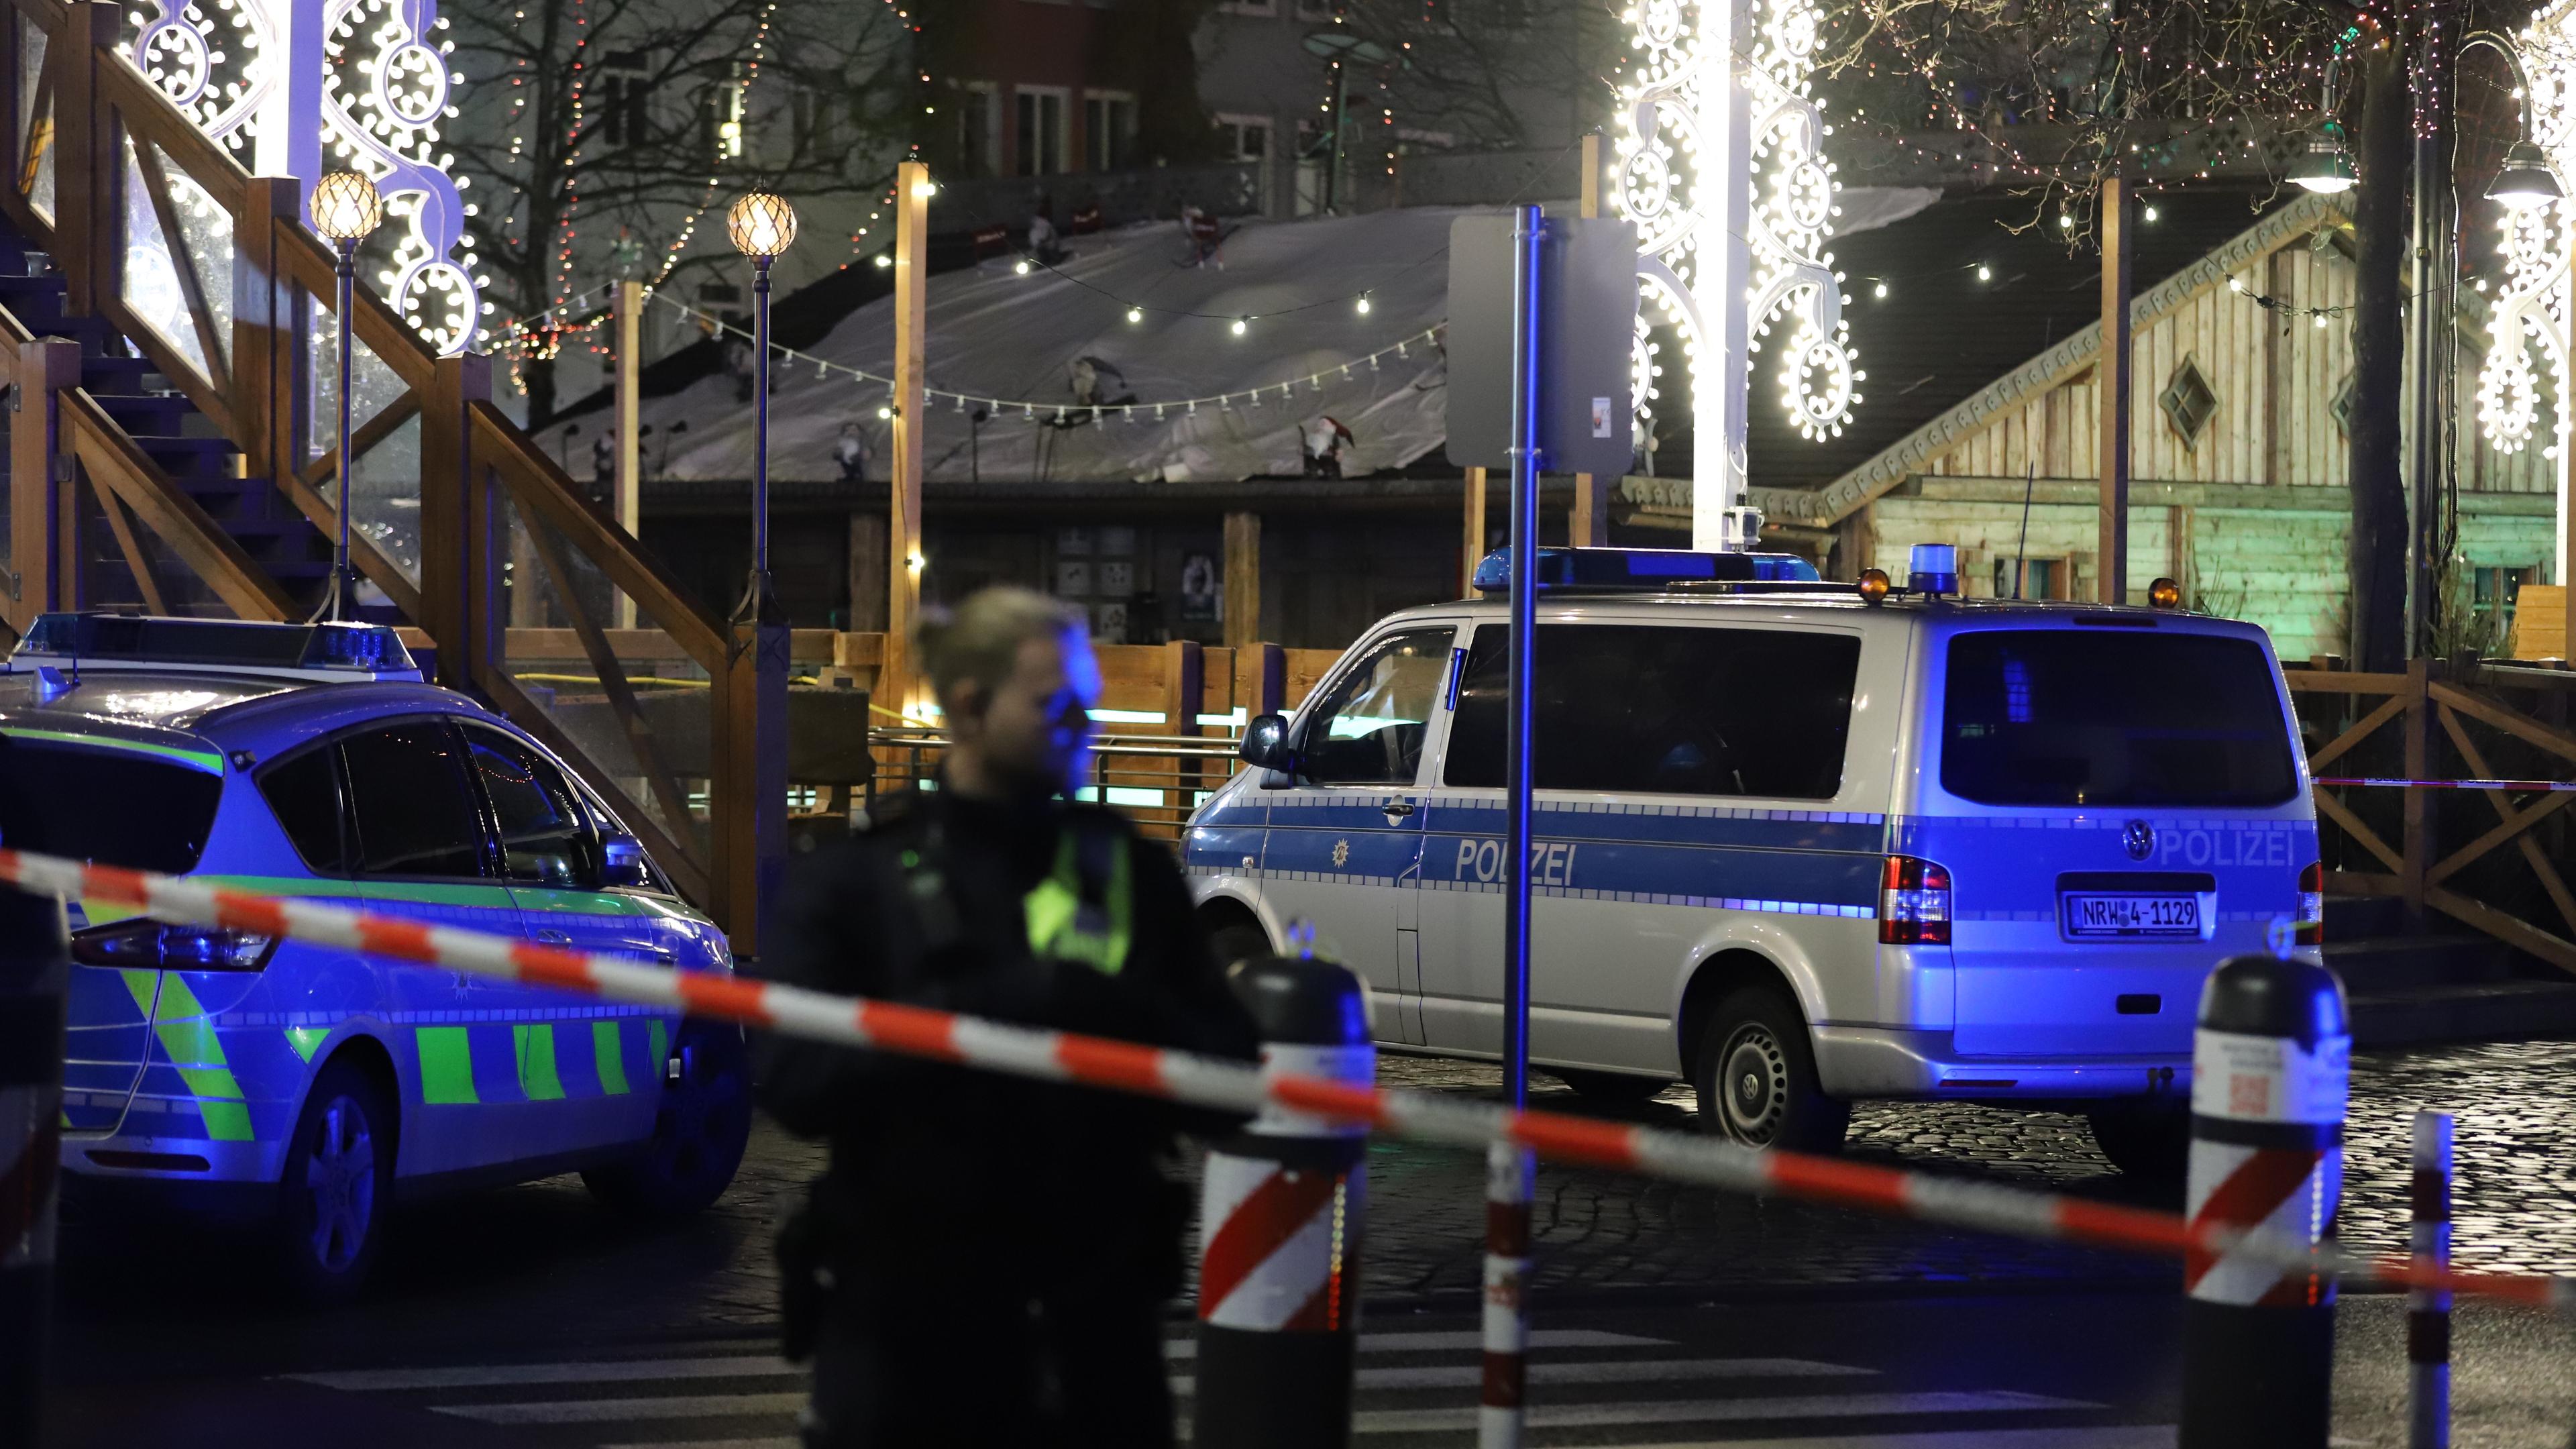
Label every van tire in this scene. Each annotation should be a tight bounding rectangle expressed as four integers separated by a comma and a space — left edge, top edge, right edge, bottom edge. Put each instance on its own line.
584, 1018, 753, 1217
1209, 919, 1273, 971
1693, 985, 1849, 1152
276, 1058, 396, 1303
1554, 1069, 1673, 1104
2085, 1102, 2191, 1183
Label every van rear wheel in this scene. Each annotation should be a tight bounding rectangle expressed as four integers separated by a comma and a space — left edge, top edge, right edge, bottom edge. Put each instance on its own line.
1694, 985, 1849, 1152
277, 1059, 395, 1303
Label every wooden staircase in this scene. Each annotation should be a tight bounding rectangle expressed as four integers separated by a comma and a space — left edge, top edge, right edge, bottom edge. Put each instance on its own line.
0, 0, 774, 946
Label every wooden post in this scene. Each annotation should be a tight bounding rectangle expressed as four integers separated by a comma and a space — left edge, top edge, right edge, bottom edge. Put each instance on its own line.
417, 352, 489, 689
846, 511, 888, 633
1462, 466, 1488, 594
613, 278, 643, 629
882, 160, 930, 717
53, 5, 118, 321
2097, 175, 2133, 606
2402, 655, 2432, 926
1246, 641, 1286, 718
231, 178, 302, 489
1164, 639, 1203, 814
1571, 133, 1609, 549
1222, 510, 1259, 647
10, 339, 81, 630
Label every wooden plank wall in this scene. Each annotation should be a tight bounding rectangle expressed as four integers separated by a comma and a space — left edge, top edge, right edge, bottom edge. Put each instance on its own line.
1915, 239, 2551, 496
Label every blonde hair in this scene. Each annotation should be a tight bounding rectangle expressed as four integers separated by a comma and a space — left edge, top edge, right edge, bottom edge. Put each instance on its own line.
914, 586, 1085, 707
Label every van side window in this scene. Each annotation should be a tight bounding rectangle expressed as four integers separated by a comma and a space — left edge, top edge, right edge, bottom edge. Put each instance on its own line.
1296, 627, 1457, 785
340, 721, 490, 879
1444, 625, 1860, 799
258, 744, 350, 874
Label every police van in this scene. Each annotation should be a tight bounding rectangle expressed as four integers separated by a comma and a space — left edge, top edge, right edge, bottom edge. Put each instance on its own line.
14, 614, 749, 1297
1183, 547, 2319, 1170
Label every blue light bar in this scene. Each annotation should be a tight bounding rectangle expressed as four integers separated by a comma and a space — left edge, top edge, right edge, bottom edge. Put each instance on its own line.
1471, 547, 1824, 593
11, 613, 421, 680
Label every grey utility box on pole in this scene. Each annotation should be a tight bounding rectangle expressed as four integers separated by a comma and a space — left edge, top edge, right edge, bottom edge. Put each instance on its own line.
1445, 213, 1640, 477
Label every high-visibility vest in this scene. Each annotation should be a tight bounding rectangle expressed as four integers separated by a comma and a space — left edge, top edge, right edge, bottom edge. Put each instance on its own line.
1022, 825, 1133, 975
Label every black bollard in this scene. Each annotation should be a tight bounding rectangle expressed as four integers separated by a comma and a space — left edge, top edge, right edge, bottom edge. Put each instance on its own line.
2179, 952, 2350, 1449
0, 882, 66, 1447
1191, 952, 1373, 1449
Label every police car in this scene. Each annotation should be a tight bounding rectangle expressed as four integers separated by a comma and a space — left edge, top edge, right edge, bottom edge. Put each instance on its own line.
17, 613, 749, 1297
1185, 547, 2319, 1171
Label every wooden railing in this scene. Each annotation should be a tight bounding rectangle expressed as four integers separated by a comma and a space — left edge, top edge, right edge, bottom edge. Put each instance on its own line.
0, 0, 776, 945
2290, 659, 2576, 974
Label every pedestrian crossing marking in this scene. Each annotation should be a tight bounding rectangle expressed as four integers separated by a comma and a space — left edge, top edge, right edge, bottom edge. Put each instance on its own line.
1350, 1391, 2098, 1434
297, 1322, 2147, 1449
291, 1327, 1679, 1389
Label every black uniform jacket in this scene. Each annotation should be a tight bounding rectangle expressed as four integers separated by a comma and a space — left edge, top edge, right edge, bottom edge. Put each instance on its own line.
754, 786, 1258, 1291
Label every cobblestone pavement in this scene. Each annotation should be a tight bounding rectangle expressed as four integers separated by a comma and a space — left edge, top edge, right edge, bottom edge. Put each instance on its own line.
54, 1039, 2576, 1373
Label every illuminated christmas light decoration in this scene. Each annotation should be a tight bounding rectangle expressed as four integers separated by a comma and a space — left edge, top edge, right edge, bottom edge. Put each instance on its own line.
1614, 0, 1858, 549
2476, 3, 2576, 585
127, 0, 483, 354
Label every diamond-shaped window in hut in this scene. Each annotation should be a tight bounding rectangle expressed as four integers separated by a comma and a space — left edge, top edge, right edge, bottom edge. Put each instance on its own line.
2330, 369, 2358, 436
2159, 356, 2218, 453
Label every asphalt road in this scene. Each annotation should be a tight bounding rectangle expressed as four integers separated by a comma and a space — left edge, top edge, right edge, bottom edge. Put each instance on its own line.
40, 1040, 2576, 1446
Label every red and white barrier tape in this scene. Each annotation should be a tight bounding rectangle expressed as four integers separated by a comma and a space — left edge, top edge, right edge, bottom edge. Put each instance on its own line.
6, 847, 2571, 1316
2318, 776, 2576, 792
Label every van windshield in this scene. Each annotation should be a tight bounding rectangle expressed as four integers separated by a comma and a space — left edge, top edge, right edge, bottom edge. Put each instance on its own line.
1940, 630, 2298, 807
0, 735, 223, 872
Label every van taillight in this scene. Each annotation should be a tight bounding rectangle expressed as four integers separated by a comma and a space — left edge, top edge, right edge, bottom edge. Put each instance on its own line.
1879, 855, 1953, 946
2297, 861, 2324, 946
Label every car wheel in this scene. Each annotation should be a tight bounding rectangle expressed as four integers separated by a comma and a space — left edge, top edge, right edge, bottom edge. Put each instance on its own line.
1209, 918, 1273, 971
584, 1018, 753, 1216
2085, 1102, 2191, 1184
1693, 985, 1849, 1152
278, 1059, 395, 1303
1553, 1068, 1674, 1104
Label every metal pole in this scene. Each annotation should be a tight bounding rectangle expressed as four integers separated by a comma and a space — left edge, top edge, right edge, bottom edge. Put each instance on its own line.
2408, 1110, 2453, 1449
1481, 198, 1544, 1449
614, 278, 643, 629
316, 237, 357, 622
0, 883, 67, 1446
2098, 176, 2133, 606
752, 254, 773, 584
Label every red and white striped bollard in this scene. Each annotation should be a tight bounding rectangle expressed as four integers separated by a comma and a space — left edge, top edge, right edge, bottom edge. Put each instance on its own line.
1479, 1140, 1533, 1448
1192, 953, 1373, 1448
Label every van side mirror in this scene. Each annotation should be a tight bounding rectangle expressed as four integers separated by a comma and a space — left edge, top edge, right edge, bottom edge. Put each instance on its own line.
602, 833, 650, 888
1238, 713, 1298, 773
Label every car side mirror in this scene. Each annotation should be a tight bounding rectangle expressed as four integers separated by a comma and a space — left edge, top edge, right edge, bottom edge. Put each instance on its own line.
1238, 713, 1298, 773
602, 833, 650, 888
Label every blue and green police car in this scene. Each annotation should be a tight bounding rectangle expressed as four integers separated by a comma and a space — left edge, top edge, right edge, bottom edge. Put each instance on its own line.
16, 613, 750, 1297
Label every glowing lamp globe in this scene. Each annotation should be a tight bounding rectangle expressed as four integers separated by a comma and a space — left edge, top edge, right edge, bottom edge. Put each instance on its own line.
310, 170, 384, 241
2290, 123, 2357, 195
2487, 140, 2565, 213
728, 192, 799, 260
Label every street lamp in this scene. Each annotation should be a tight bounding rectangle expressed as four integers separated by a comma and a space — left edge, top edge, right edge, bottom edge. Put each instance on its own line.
309, 168, 382, 621
727, 189, 798, 623
2488, 139, 2565, 211
2461, 31, 2565, 211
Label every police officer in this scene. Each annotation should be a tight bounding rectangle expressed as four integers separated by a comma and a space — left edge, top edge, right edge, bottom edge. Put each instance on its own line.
757, 586, 1257, 1448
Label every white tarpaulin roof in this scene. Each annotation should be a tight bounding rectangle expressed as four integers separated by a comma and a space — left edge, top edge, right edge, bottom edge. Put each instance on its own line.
629, 189, 1940, 486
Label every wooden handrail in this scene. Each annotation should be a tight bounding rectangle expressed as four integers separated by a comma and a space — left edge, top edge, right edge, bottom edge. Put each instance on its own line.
59, 388, 294, 619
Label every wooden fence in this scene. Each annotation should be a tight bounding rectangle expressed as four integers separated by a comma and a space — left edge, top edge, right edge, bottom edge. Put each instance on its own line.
2291, 658, 2576, 974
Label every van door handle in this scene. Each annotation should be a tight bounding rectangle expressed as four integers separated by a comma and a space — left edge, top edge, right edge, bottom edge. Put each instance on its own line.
1381, 802, 1416, 818
533, 928, 574, 946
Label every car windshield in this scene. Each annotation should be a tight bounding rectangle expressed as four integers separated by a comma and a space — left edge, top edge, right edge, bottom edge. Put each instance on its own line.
1940, 629, 2299, 807
0, 735, 223, 871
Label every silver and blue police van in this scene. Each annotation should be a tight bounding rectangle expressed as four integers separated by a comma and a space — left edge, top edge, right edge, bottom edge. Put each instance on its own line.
14, 613, 748, 1297
1183, 547, 2319, 1171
